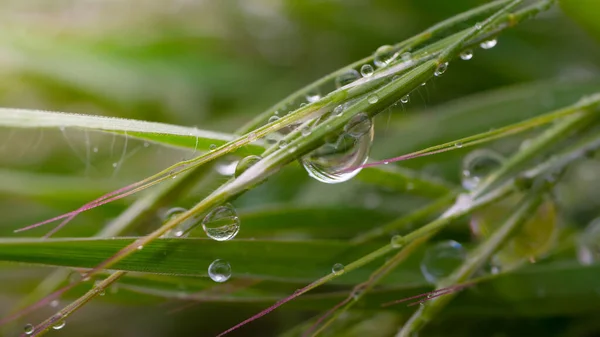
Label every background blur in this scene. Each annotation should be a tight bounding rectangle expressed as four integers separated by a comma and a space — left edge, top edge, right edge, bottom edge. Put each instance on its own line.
1, 0, 600, 336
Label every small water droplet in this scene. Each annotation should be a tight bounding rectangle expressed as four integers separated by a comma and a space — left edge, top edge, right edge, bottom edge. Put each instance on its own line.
373, 45, 398, 67
235, 155, 262, 178
216, 160, 239, 176
208, 259, 232, 283
461, 149, 504, 191
112, 162, 118, 168
92, 146, 99, 153
434, 62, 448, 76
420, 240, 467, 284
279, 140, 288, 149
480, 39, 497, 50
335, 69, 361, 88
332, 263, 345, 275
50, 299, 59, 308
137, 245, 144, 250
460, 50, 473, 60
209, 144, 217, 151
577, 217, 600, 265
334, 104, 344, 117
143, 141, 150, 147
367, 94, 379, 104
400, 94, 410, 104
475, 22, 483, 30
305, 90, 321, 103
24, 324, 35, 335
455, 142, 463, 148
202, 203, 240, 241
360, 64, 374, 77
391, 235, 404, 248
301, 126, 312, 136
401, 52, 412, 62
52, 321, 66, 330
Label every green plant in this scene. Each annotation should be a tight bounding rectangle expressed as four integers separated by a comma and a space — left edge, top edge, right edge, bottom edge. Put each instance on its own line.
1, 0, 600, 336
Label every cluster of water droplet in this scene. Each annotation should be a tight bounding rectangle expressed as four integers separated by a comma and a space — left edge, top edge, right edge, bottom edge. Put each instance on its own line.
420, 240, 467, 284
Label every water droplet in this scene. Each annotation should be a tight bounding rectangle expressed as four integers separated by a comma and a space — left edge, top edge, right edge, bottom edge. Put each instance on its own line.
112, 162, 118, 168
162, 207, 200, 238
400, 95, 410, 104
235, 155, 261, 178
247, 132, 257, 142
334, 104, 344, 117
577, 218, 600, 265
24, 324, 35, 335
332, 263, 345, 275
475, 22, 483, 30
480, 39, 497, 50
301, 126, 312, 136
209, 144, 217, 151
373, 45, 398, 67
52, 321, 66, 330
216, 160, 239, 176
434, 62, 448, 76
401, 52, 412, 62
143, 141, 150, 148
335, 69, 361, 88
279, 140, 288, 149
420, 240, 466, 284
461, 149, 504, 191
460, 50, 473, 60
360, 64, 374, 77
305, 90, 321, 103
455, 142, 463, 148
137, 245, 144, 250
301, 114, 374, 184
344, 113, 372, 138
391, 235, 404, 248
50, 299, 59, 308
208, 259, 231, 283
202, 203, 240, 241
367, 94, 379, 104
92, 146, 98, 153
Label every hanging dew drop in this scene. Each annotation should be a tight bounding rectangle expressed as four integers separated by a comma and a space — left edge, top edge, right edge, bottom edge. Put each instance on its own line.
24, 324, 35, 335
373, 45, 398, 67
367, 94, 379, 104
480, 39, 497, 50
235, 155, 262, 178
460, 50, 473, 60
461, 149, 504, 191
301, 114, 374, 184
400, 94, 410, 104
434, 62, 448, 76
52, 321, 66, 330
420, 240, 467, 284
202, 203, 240, 241
208, 259, 232, 283
335, 69, 361, 88
332, 263, 345, 275
360, 64, 374, 77
577, 218, 600, 266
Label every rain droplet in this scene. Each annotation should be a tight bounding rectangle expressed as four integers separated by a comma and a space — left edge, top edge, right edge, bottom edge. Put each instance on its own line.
460, 50, 473, 60
235, 155, 262, 178
480, 39, 497, 50
420, 240, 467, 284
301, 114, 374, 184
577, 217, 600, 266
202, 203, 240, 241
367, 94, 379, 104
373, 45, 398, 67
391, 235, 404, 248
400, 95, 410, 104
52, 321, 66, 330
335, 69, 361, 88
209, 144, 217, 151
24, 324, 35, 335
208, 259, 231, 283
332, 263, 345, 275
455, 142, 463, 148
461, 149, 504, 191
434, 62, 448, 76
360, 64, 374, 77
334, 104, 344, 117
305, 90, 321, 103
92, 146, 99, 153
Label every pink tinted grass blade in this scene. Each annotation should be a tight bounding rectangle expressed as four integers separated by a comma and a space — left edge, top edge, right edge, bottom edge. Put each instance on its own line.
301, 296, 353, 337
0, 283, 75, 326
381, 282, 474, 308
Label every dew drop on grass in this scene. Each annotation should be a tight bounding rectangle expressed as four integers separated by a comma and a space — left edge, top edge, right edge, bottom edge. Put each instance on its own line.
400, 94, 410, 104
461, 149, 504, 191
137, 245, 144, 250
279, 140, 288, 149
367, 94, 379, 104
373, 45, 398, 67
208, 259, 232, 283
235, 155, 262, 178
209, 144, 217, 151
480, 39, 497, 50
460, 50, 473, 60
305, 90, 321, 103
301, 113, 374, 184
577, 217, 600, 265
202, 203, 240, 241
420, 240, 467, 284
112, 162, 118, 168
216, 160, 239, 176
391, 235, 404, 248
335, 69, 361, 88
265, 116, 282, 144
50, 299, 59, 308
434, 62, 448, 76
455, 142, 463, 148
162, 207, 201, 238
24, 324, 34, 335
92, 146, 98, 153
360, 64, 374, 77
52, 320, 66, 330
332, 263, 345, 275
334, 104, 344, 117
301, 126, 312, 136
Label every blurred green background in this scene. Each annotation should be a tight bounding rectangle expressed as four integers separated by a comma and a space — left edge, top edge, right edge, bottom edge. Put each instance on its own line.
1, 0, 600, 336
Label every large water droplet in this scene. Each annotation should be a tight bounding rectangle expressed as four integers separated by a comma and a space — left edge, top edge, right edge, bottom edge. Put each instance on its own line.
24, 324, 35, 335
460, 50, 473, 60
335, 69, 361, 88
208, 259, 232, 283
332, 263, 345, 275
360, 64, 374, 77
420, 240, 466, 284
235, 155, 262, 178
373, 45, 398, 67
480, 39, 497, 50
578, 218, 600, 266
52, 320, 66, 330
300, 114, 374, 184
202, 203, 240, 241
434, 62, 448, 76
461, 149, 504, 191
